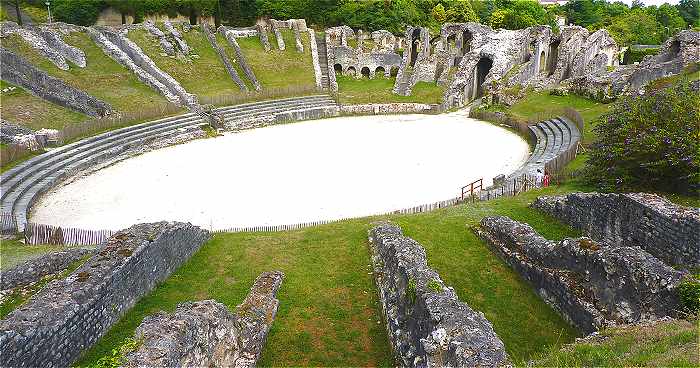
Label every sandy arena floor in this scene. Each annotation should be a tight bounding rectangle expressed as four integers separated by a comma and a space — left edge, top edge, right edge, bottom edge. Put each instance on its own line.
30, 111, 529, 230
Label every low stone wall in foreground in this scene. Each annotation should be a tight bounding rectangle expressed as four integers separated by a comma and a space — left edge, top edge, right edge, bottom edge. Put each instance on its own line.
124, 271, 284, 368
476, 216, 687, 334
532, 192, 700, 268
0, 222, 210, 368
340, 103, 441, 115
369, 222, 508, 367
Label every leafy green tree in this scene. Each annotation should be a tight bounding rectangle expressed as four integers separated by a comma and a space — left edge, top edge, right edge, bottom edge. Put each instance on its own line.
52, 0, 105, 26
446, 0, 478, 23
654, 3, 687, 38
677, 0, 699, 27
432, 3, 446, 23
608, 8, 663, 45
489, 8, 507, 28
563, 0, 601, 28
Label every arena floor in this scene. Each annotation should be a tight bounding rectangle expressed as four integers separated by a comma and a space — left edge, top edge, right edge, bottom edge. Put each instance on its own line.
30, 111, 529, 230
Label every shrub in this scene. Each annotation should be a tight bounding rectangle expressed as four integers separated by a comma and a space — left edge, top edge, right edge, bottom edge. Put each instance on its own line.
52, 0, 106, 26
584, 80, 700, 194
677, 278, 700, 315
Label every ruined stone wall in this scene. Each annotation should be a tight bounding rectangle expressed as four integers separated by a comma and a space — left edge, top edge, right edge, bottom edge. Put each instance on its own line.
0, 222, 210, 368
0, 47, 112, 117
224, 104, 339, 131
340, 103, 440, 115
88, 27, 198, 108
325, 32, 339, 92
0, 248, 94, 290
308, 29, 323, 89
39, 26, 87, 67
124, 271, 283, 368
532, 192, 700, 268
476, 216, 687, 334
270, 20, 285, 51
143, 20, 175, 55
256, 24, 271, 52
220, 26, 261, 91
202, 23, 247, 91
369, 222, 509, 367
164, 21, 190, 54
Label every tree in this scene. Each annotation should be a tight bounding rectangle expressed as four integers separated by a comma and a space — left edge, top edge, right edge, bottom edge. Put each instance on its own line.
564, 0, 601, 28
677, 0, 699, 27
432, 3, 446, 23
446, 0, 478, 23
490, 8, 507, 28
655, 3, 687, 38
607, 8, 663, 45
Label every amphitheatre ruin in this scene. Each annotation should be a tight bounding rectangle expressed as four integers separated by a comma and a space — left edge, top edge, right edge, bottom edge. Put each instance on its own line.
0, 4, 698, 368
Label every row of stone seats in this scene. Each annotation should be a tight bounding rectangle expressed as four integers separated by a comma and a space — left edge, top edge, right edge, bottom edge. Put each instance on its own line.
0, 95, 337, 231
479, 116, 580, 199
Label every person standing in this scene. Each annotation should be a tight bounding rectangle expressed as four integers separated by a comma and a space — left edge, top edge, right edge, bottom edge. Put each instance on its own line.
535, 169, 544, 187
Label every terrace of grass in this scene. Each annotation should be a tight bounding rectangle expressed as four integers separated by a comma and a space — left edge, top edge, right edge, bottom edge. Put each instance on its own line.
76, 183, 589, 367
0, 32, 171, 128
336, 74, 445, 105
0, 80, 86, 130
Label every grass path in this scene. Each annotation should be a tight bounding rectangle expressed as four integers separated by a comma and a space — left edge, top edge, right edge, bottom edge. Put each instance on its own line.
336, 75, 445, 104
77, 183, 588, 367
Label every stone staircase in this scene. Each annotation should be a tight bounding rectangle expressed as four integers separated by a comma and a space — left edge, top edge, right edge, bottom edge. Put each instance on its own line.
479, 116, 580, 199
315, 37, 330, 89
0, 95, 338, 231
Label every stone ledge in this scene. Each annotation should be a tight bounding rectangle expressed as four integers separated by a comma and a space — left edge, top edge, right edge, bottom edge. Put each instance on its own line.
369, 221, 508, 367
0, 248, 94, 291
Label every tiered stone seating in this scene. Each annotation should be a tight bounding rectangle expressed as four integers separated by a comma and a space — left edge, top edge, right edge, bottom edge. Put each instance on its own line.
479, 116, 580, 199
1, 95, 337, 231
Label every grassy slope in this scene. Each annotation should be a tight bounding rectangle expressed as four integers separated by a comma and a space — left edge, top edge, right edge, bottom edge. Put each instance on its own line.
0, 237, 93, 271
127, 27, 246, 99
236, 29, 316, 90
0, 79, 86, 130
1, 32, 171, 127
77, 183, 588, 367
531, 318, 699, 367
336, 74, 445, 104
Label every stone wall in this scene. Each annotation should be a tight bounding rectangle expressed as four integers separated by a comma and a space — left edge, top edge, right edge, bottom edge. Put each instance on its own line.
220, 26, 261, 91
270, 20, 285, 51
476, 216, 687, 334
0, 248, 94, 290
532, 192, 700, 268
88, 26, 198, 108
0, 222, 210, 368
326, 32, 339, 92
340, 103, 441, 115
369, 222, 509, 367
0, 47, 112, 117
164, 21, 190, 54
257, 24, 271, 52
143, 20, 175, 56
308, 29, 323, 89
124, 271, 283, 368
224, 105, 339, 131
202, 23, 247, 91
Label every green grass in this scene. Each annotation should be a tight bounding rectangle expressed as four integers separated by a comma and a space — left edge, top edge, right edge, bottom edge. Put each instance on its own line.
530, 317, 699, 367
236, 29, 316, 90
77, 183, 590, 367
336, 74, 445, 104
0, 79, 88, 130
127, 27, 246, 100
1, 32, 171, 126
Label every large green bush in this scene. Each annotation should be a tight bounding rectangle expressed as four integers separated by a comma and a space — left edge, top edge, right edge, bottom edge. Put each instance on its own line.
585, 80, 700, 194
52, 0, 105, 26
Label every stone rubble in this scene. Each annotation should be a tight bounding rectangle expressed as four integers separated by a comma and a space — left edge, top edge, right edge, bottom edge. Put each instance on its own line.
123, 271, 284, 368
163, 20, 190, 54
143, 20, 175, 56
0, 248, 94, 291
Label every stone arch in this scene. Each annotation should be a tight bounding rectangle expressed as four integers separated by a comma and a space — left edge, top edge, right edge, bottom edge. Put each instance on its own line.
474, 56, 493, 99
346, 66, 356, 77
663, 41, 680, 62
334, 63, 342, 73
410, 28, 421, 67
361, 66, 371, 78
375, 66, 386, 78
539, 51, 546, 73
447, 34, 457, 52
390, 66, 399, 77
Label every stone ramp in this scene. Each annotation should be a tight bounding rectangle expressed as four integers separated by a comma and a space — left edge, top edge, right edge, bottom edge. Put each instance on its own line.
0, 95, 338, 232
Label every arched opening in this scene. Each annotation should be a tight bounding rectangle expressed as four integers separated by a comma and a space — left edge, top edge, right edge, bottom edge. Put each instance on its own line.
361, 66, 370, 78
460, 31, 473, 56
390, 66, 399, 77
539, 51, 546, 73
410, 28, 421, 67
334, 63, 342, 73
447, 34, 456, 52
547, 40, 559, 76
375, 66, 386, 78
474, 57, 493, 99
346, 66, 356, 77
663, 41, 680, 62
